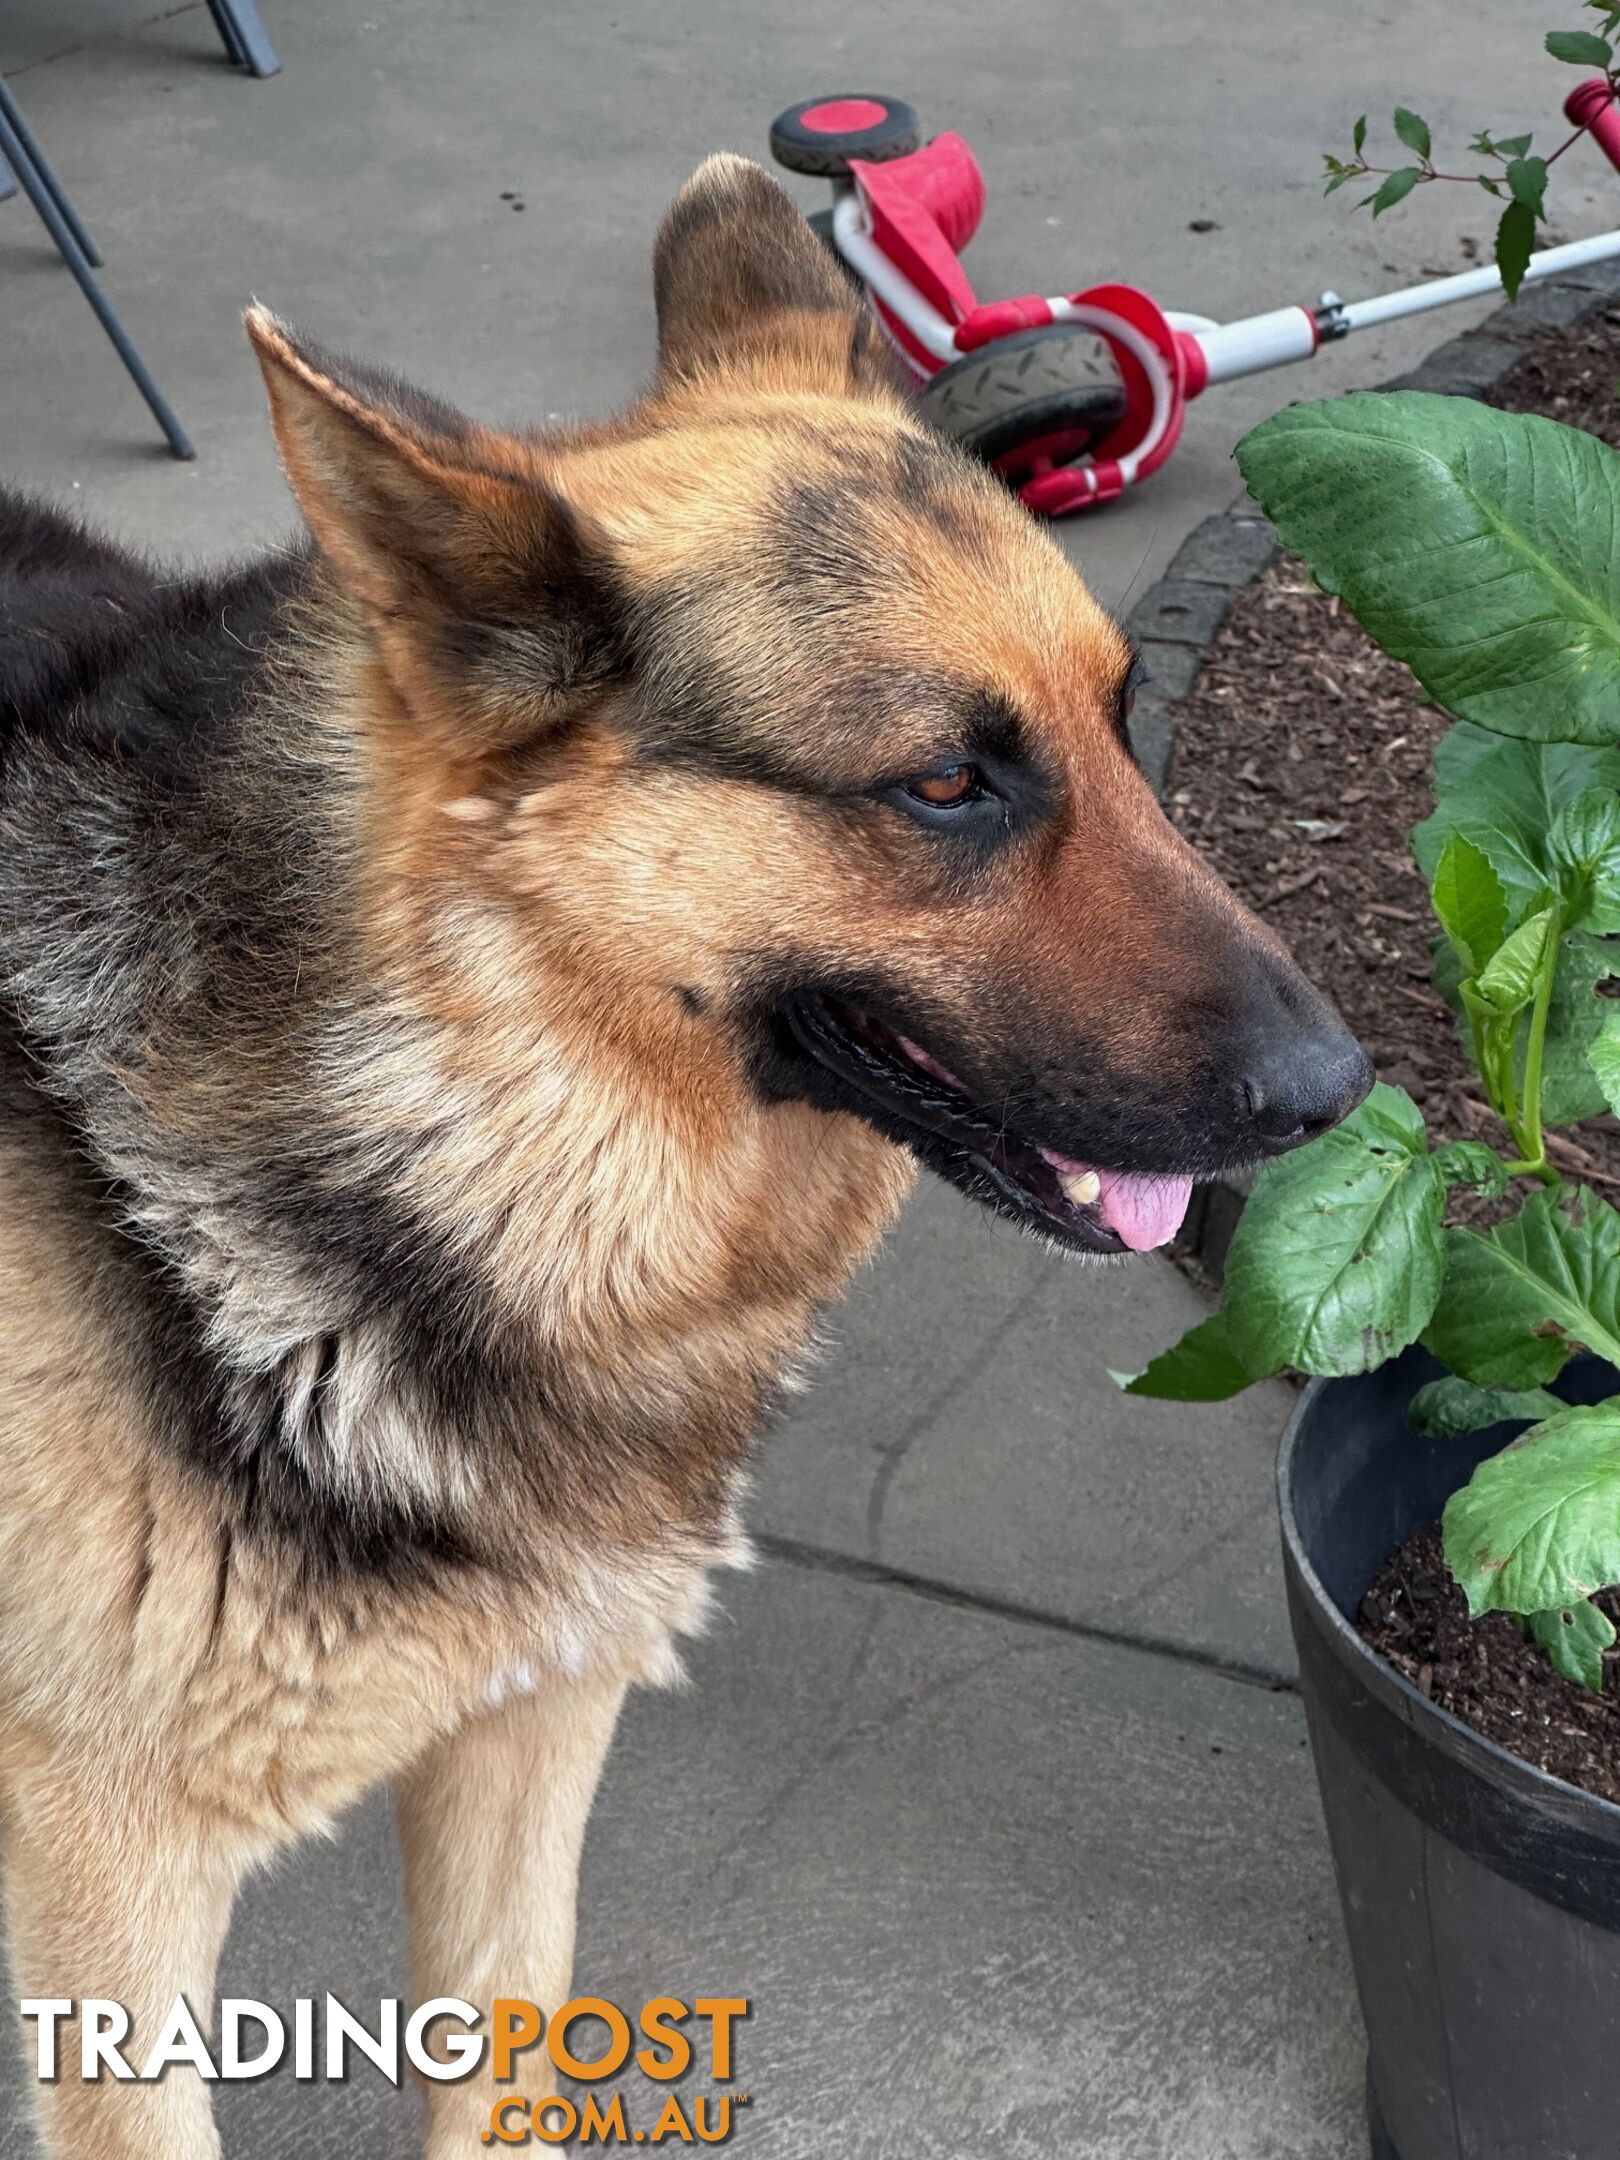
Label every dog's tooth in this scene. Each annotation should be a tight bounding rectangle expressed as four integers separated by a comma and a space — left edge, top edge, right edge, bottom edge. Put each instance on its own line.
1060, 1168, 1101, 1209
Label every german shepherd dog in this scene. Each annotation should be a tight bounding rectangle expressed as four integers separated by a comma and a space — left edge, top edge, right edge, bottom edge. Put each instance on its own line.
0, 156, 1369, 2157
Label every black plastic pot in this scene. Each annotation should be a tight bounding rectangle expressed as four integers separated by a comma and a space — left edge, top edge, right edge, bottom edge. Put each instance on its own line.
1279, 1349, 1620, 2160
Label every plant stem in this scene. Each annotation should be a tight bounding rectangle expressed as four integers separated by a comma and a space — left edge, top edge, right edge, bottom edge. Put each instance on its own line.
1501, 1155, 1561, 1183
1343, 80, 1611, 199
1356, 163, 1505, 184
1512, 911, 1565, 1181
1495, 1026, 1522, 1139
1544, 116, 1597, 169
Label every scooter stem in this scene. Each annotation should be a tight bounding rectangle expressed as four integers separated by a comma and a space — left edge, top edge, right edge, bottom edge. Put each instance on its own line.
1195, 228, 1620, 387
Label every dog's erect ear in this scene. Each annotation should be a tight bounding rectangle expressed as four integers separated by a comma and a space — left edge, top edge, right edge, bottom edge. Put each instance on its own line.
653, 154, 902, 398
245, 307, 622, 742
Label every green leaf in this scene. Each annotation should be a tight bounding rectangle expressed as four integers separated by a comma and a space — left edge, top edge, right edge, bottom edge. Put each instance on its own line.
1538, 933, 1620, 1122
1353, 114, 1367, 157
1546, 27, 1614, 63
1549, 785, 1620, 930
1236, 396, 1620, 745
1409, 1376, 1566, 1436
1443, 1399, 1620, 1615
1112, 1313, 1256, 1401
1412, 725, 1620, 924
1393, 107, 1431, 160
1458, 974, 1507, 1030
1524, 1597, 1616, 1691
1431, 832, 1508, 973
1590, 1004, 1620, 1114
1222, 1085, 1445, 1377
1431, 1139, 1510, 1197
1431, 931, 1465, 1013
1505, 155, 1549, 219
1425, 1185, 1620, 1387
1495, 133, 1534, 159
1368, 167, 1422, 216
1496, 198, 1536, 301
1324, 171, 1357, 196
1474, 904, 1555, 1015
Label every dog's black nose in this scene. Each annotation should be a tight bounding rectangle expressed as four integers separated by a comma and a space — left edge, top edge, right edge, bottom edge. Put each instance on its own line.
1240, 1021, 1374, 1153
1229, 959, 1374, 1156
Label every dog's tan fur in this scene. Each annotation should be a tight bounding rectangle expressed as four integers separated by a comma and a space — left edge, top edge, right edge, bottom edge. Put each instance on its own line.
0, 155, 1358, 2158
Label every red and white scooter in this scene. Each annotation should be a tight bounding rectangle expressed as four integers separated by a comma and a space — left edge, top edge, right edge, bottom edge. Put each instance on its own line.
770, 83, 1620, 515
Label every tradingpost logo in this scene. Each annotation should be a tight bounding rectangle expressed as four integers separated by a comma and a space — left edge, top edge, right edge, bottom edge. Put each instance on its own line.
19, 1994, 751, 2146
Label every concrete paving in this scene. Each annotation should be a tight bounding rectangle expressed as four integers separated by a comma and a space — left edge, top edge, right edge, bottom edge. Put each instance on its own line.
756, 1179, 1305, 1684
0, 1, 1579, 2153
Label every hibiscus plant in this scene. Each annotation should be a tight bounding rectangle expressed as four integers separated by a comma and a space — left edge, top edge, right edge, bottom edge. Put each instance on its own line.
1119, 390, 1620, 1693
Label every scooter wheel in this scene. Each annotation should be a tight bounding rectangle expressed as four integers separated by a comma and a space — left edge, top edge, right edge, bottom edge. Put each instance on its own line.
770, 95, 920, 178
915, 325, 1127, 469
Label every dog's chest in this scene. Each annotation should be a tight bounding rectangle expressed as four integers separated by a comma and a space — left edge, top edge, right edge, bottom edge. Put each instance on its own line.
166, 1492, 750, 1840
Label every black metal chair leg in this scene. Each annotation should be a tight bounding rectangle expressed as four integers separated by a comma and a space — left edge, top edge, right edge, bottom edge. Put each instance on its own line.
0, 80, 101, 264
0, 151, 15, 201
0, 94, 193, 458
207, 0, 280, 79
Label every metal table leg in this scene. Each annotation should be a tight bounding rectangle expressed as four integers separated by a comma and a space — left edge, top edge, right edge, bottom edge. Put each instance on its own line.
0, 80, 100, 263
0, 83, 192, 458
206, 0, 281, 79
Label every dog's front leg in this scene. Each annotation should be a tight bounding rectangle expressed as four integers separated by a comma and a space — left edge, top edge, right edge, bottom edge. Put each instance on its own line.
395, 1664, 626, 2157
3, 1770, 240, 2160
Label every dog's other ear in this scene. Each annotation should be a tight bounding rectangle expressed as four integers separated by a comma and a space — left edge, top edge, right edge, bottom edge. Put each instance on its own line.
245, 307, 623, 743
653, 154, 903, 399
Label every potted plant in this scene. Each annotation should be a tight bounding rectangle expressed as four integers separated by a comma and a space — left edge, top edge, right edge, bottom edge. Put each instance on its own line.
1118, 388, 1620, 2159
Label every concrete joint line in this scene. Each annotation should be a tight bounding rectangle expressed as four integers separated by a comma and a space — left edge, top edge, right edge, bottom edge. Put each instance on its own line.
756, 1532, 1300, 1696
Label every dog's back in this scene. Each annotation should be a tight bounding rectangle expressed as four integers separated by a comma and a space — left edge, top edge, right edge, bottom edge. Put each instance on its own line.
0, 483, 310, 1243
0, 491, 160, 745
0, 485, 301, 776
0, 492, 174, 1195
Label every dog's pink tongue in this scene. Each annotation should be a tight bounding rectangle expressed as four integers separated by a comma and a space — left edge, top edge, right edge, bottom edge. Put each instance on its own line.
1043, 1150, 1194, 1251
1091, 1167, 1194, 1251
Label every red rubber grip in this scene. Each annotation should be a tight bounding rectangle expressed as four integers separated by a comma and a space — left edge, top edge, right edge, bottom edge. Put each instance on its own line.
1567, 78, 1620, 173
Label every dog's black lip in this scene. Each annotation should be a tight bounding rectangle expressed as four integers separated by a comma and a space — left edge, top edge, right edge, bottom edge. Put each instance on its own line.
782, 991, 1129, 1254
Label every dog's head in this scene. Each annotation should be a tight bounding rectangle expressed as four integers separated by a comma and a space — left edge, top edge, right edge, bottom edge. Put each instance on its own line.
246, 155, 1369, 1260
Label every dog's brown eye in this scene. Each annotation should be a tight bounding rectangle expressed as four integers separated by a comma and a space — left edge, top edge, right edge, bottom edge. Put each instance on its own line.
906, 764, 980, 807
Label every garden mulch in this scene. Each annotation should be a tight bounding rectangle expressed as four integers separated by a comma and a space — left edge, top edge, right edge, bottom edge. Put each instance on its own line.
1164, 308, 1620, 1204
1168, 305, 1620, 1772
